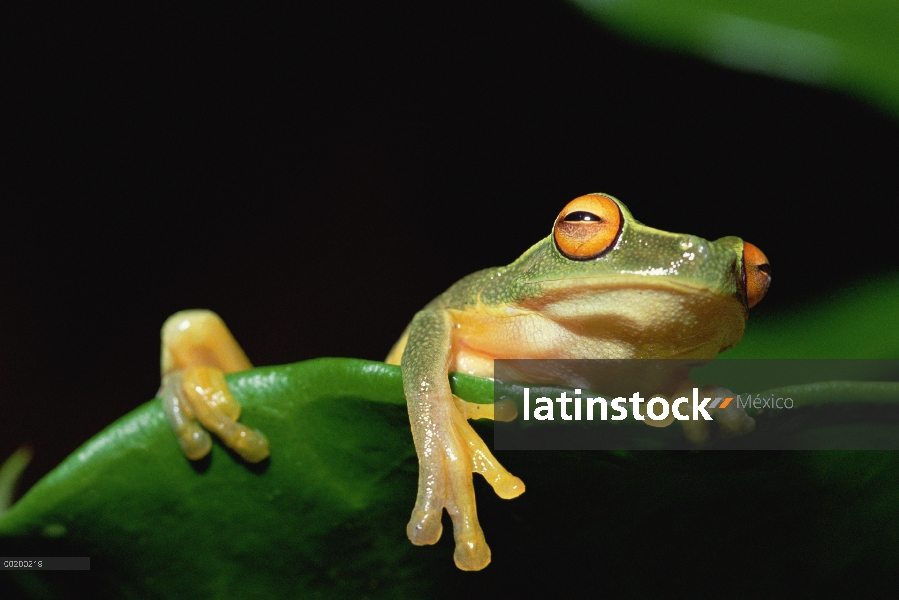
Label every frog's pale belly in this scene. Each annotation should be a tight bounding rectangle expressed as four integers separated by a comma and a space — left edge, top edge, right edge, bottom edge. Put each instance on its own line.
447, 286, 746, 379
449, 310, 632, 377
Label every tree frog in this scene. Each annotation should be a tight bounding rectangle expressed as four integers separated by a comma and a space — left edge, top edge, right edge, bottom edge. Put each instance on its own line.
155, 193, 771, 572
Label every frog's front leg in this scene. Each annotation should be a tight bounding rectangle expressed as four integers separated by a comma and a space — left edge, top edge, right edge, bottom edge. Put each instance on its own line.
402, 309, 525, 571
158, 310, 269, 462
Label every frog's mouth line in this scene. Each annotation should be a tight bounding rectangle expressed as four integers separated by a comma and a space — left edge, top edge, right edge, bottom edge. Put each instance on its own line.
521, 275, 749, 316
524, 274, 736, 297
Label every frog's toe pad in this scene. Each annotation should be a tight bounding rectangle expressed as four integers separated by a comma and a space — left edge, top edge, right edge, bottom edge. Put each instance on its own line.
177, 422, 213, 460
407, 511, 444, 546
716, 407, 755, 437
680, 419, 710, 445
454, 533, 491, 571
491, 473, 525, 500
227, 426, 270, 463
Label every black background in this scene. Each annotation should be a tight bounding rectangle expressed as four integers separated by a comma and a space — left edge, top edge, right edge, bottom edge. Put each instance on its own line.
2, 0, 897, 568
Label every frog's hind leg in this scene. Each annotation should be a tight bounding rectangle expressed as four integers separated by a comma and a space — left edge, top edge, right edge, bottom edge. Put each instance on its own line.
402, 309, 525, 571
158, 310, 269, 463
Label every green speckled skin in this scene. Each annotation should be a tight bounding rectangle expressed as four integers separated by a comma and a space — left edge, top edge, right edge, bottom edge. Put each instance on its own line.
396, 193, 753, 570
422, 199, 748, 313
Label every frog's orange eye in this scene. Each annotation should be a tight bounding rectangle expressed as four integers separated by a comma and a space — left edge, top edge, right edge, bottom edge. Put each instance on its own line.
742, 242, 771, 308
553, 194, 622, 260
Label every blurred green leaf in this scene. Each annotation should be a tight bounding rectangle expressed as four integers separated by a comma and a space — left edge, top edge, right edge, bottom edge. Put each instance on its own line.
0, 448, 33, 514
726, 272, 899, 358
1, 274, 898, 598
569, 0, 899, 119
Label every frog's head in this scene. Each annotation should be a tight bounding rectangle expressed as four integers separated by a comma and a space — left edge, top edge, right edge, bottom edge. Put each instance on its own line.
507, 193, 771, 358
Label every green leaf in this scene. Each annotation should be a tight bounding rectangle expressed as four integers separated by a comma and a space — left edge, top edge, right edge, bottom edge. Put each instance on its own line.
725, 272, 899, 358
0, 360, 492, 599
0, 448, 33, 515
569, 0, 899, 119
1, 274, 898, 598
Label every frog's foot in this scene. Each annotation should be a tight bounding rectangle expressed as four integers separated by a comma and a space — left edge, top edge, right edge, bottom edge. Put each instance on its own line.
680, 383, 755, 445
706, 385, 755, 437
158, 310, 269, 463
159, 366, 269, 462
406, 402, 525, 571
